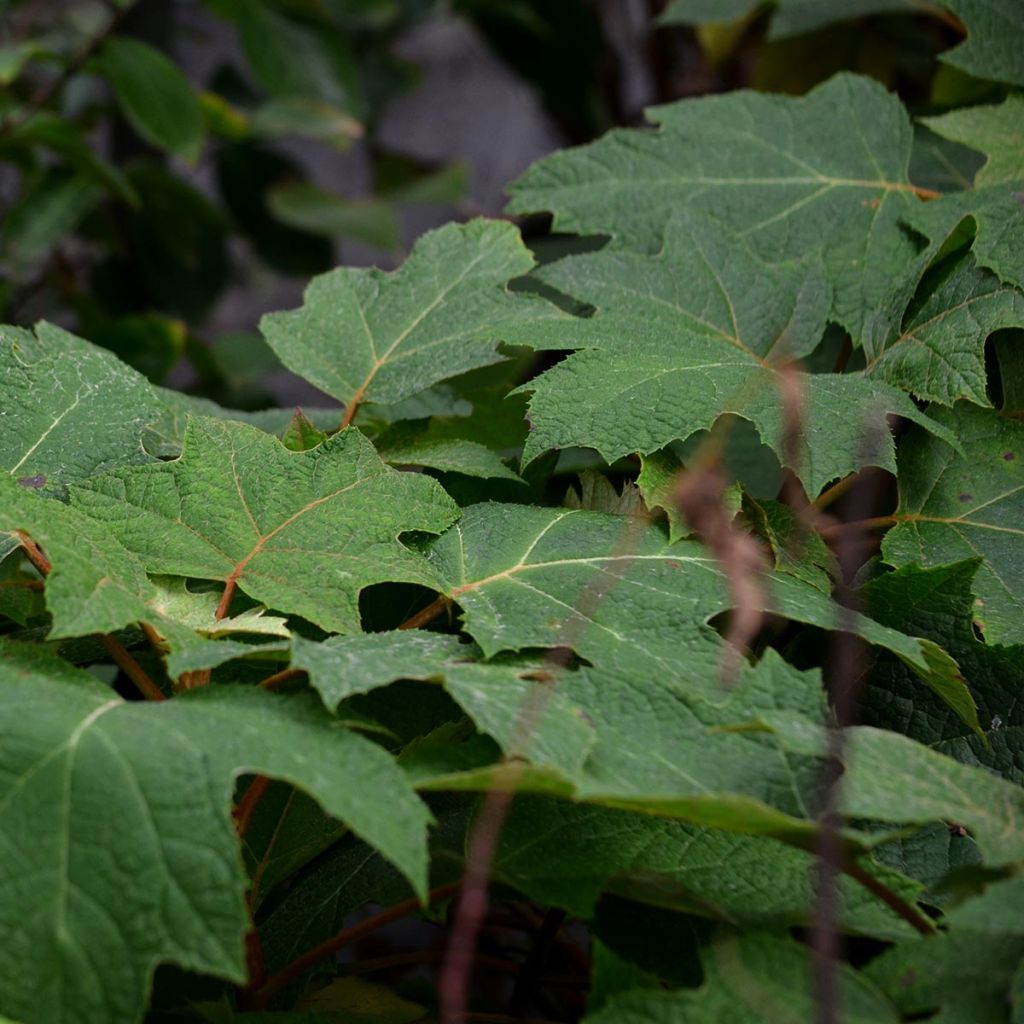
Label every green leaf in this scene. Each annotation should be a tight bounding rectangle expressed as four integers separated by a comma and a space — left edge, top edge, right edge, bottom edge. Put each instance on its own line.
941, 0, 1024, 87
0, 323, 163, 497
421, 503, 966, 708
293, 632, 595, 778
0, 643, 430, 1024
96, 37, 204, 161
1, 169, 102, 275
495, 797, 922, 939
375, 421, 523, 480
70, 416, 459, 634
267, 183, 399, 250
0, 475, 156, 638
865, 931, 1024, 1022
864, 253, 1024, 406
503, 211, 957, 492
260, 220, 567, 419
863, 560, 1024, 783
842, 726, 1024, 866
583, 932, 899, 1023
923, 95, 1024, 187
661, 0, 916, 39
507, 74, 926, 347
882, 404, 1024, 645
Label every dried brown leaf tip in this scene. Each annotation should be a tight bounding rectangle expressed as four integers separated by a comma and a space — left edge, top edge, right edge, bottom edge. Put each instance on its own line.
674, 462, 767, 685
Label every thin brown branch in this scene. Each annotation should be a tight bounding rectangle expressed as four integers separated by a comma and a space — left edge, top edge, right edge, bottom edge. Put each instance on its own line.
399, 594, 451, 631
98, 635, 166, 702
249, 880, 461, 1008
0, 578, 44, 590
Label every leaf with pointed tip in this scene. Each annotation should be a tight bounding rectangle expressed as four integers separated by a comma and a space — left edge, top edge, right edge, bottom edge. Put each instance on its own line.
501, 212, 957, 494
508, 74, 926, 347
0, 322, 163, 497
70, 416, 459, 634
375, 422, 523, 481
420, 503, 971, 718
865, 253, 1024, 406
584, 932, 899, 1024
0, 643, 430, 1024
923, 95, 1024, 188
882, 404, 1024, 645
259, 220, 568, 420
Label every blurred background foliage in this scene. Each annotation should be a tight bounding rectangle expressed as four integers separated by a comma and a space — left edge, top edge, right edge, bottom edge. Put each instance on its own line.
0, 0, 979, 409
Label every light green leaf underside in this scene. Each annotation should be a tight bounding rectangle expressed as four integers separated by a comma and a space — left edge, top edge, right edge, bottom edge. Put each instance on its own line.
0, 643, 430, 1024
923, 94, 1024, 188
70, 416, 459, 634
882, 404, 1024, 645
508, 74, 924, 346
584, 932, 899, 1024
496, 797, 921, 939
0, 323, 163, 497
259, 219, 570, 415
501, 212, 958, 493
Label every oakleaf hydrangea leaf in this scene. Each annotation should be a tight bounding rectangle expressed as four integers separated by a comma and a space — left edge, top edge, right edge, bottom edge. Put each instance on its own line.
420, 501, 967, 717
502, 212, 956, 493
882, 404, 1024, 645
940, 0, 1024, 87
508, 74, 925, 346
0, 643, 430, 1024
864, 253, 1024, 405
70, 416, 459, 633
259, 219, 569, 420
0, 322, 163, 497
923, 94, 1024, 188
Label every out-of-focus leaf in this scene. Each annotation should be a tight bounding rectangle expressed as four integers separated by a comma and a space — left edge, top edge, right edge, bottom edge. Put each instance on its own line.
96, 37, 205, 161
268, 182, 400, 250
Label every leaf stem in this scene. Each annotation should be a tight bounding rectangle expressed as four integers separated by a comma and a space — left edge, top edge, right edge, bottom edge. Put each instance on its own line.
16, 530, 165, 701
399, 594, 451, 631
214, 578, 238, 620
234, 775, 272, 837
248, 880, 461, 1008
842, 860, 936, 936
258, 667, 305, 690
98, 634, 166, 702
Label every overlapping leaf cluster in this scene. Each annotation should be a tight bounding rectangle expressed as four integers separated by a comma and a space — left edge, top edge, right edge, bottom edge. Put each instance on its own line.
2, 12, 1024, 1023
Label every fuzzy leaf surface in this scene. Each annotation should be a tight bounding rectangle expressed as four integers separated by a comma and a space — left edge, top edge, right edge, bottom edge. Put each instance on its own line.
508, 74, 924, 345
0, 323, 162, 497
504, 214, 955, 492
923, 95, 1024, 188
70, 417, 459, 633
259, 220, 567, 417
0, 644, 430, 1024
882, 404, 1024, 645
